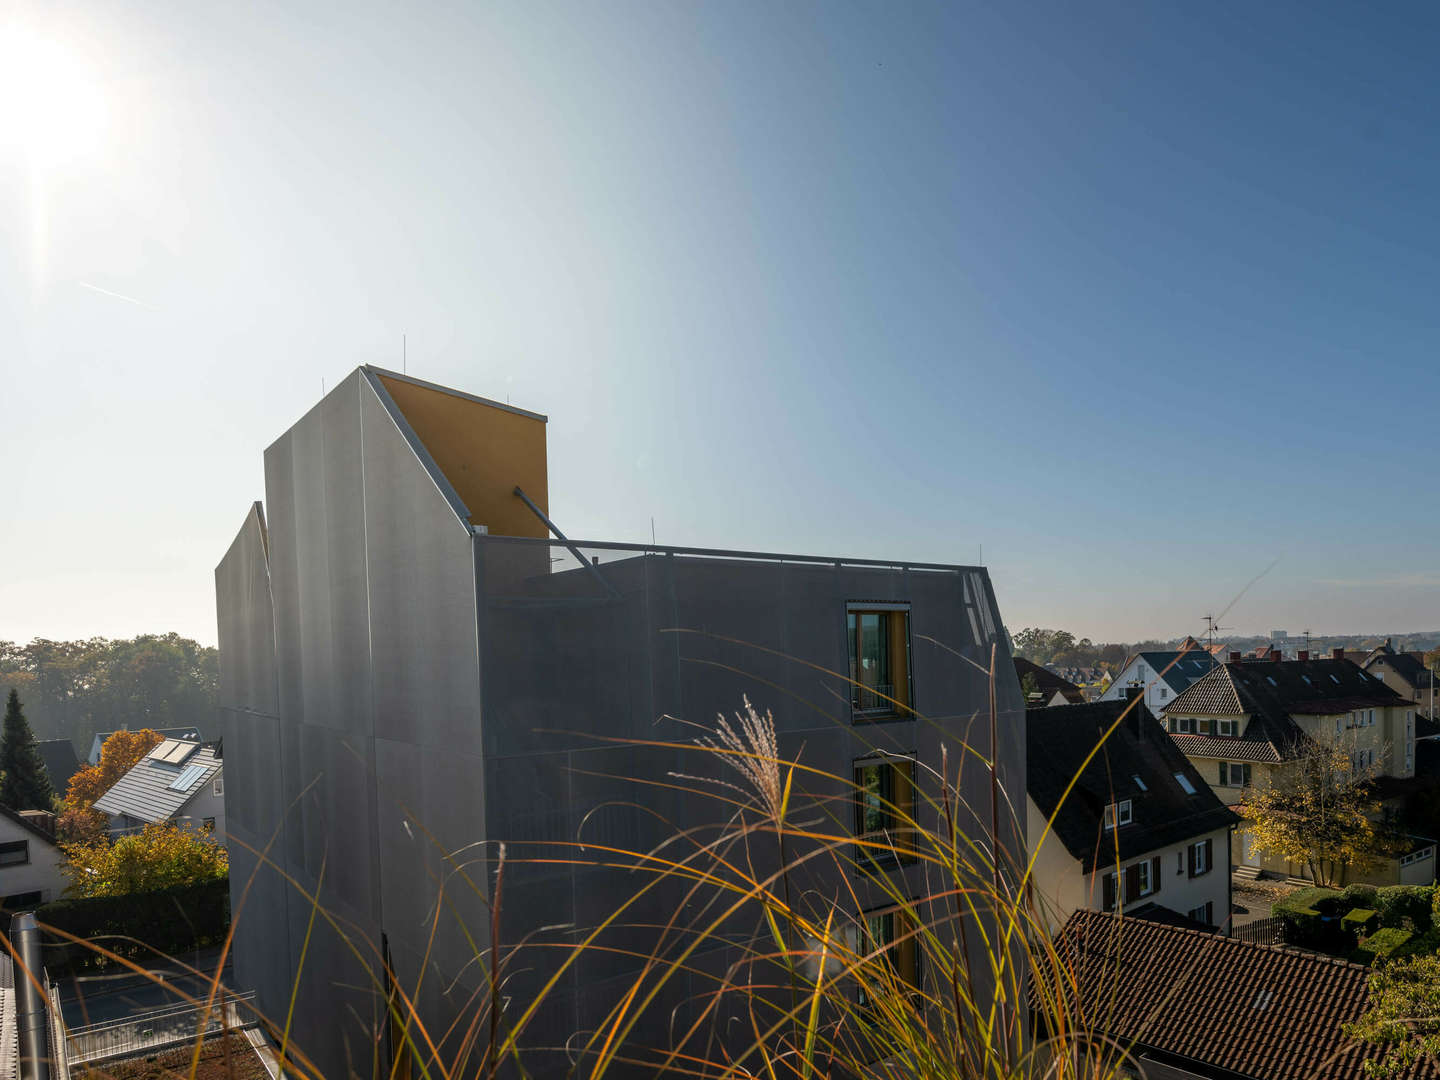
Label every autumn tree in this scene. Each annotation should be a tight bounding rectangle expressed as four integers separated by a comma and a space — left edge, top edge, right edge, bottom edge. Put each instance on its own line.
59, 728, 162, 843
0, 689, 51, 811
1247, 737, 1405, 887
63, 821, 227, 898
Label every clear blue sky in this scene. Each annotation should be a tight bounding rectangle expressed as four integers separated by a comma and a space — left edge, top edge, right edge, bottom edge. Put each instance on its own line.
3, 1, 1438, 645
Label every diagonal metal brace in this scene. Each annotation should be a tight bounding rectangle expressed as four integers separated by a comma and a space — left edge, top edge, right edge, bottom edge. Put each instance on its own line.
512, 486, 619, 598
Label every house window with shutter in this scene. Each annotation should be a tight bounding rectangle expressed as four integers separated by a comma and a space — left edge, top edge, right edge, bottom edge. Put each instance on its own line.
1187, 838, 1213, 877
1104, 857, 1162, 910
1219, 762, 1252, 788
1217, 718, 1238, 737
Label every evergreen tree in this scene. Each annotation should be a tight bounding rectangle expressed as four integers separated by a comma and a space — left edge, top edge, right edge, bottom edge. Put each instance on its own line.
0, 689, 52, 811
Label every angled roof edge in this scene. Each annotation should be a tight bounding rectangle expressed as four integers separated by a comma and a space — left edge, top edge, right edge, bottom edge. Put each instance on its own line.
363, 365, 548, 423
359, 367, 475, 531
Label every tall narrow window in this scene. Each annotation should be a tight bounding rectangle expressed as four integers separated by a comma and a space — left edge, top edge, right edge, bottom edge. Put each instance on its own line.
848, 605, 911, 716
854, 757, 917, 866
857, 907, 920, 1008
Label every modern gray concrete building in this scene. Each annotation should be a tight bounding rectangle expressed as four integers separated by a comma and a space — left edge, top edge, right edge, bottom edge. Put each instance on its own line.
216, 366, 1023, 1078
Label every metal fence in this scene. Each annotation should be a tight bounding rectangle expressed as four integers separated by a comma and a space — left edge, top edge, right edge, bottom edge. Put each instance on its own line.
1231, 917, 1284, 946
65, 991, 258, 1066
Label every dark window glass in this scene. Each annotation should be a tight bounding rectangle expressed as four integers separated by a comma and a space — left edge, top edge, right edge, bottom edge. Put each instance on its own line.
0, 841, 28, 867
857, 908, 919, 1008
853, 758, 917, 867
848, 608, 910, 714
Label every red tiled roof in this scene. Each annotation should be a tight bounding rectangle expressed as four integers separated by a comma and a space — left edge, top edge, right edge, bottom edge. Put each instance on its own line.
1168, 733, 1284, 763
1039, 910, 1440, 1080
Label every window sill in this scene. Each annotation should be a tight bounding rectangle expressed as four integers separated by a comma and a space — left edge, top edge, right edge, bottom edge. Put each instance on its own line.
850, 710, 913, 725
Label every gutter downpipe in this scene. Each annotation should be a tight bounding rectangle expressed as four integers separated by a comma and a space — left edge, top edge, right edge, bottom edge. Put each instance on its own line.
12, 911, 52, 1080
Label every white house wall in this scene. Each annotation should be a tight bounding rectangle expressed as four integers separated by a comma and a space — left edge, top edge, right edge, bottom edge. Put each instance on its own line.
0, 817, 66, 906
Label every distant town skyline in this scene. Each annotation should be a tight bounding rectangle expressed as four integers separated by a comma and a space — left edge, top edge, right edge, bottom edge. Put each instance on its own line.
5, 2, 1440, 645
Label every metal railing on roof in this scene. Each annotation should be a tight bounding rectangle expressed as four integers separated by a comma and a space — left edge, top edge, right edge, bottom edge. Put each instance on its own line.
473, 532, 981, 575
64, 991, 257, 1066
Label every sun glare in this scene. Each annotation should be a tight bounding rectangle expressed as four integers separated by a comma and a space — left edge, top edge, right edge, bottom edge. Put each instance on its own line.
0, 23, 108, 169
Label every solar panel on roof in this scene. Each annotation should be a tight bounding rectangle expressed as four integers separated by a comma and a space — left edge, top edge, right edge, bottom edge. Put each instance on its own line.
168, 763, 207, 792
154, 739, 199, 765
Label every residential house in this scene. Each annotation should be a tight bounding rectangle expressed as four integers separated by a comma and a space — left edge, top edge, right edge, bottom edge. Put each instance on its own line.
35, 738, 79, 796
1037, 909, 1440, 1080
1161, 650, 1428, 884
91, 737, 226, 842
214, 365, 1024, 1079
0, 803, 68, 911
87, 726, 201, 766
1099, 648, 1218, 720
1014, 656, 1084, 707
1363, 639, 1439, 719
1026, 699, 1237, 932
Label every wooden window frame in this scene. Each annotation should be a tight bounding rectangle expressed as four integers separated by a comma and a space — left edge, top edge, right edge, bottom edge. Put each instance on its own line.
853, 756, 918, 869
856, 904, 921, 1009
847, 604, 913, 721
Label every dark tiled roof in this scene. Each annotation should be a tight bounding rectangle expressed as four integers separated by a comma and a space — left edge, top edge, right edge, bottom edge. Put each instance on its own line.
1168, 734, 1283, 763
1164, 659, 1408, 762
1138, 651, 1220, 695
35, 739, 79, 794
1026, 701, 1239, 873
1013, 657, 1085, 705
1039, 909, 1440, 1080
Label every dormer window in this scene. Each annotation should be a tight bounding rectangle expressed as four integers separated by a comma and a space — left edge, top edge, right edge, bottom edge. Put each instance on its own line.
1103, 800, 1133, 829
1172, 716, 1196, 735
1217, 718, 1238, 737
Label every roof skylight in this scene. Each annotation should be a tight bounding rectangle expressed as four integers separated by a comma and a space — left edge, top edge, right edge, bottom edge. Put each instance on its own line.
1133, 775, 1148, 791
168, 762, 207, 792
1174, 773, 1197, 795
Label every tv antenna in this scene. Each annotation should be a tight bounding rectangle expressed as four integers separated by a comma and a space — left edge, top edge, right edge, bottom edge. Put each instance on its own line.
1202, 614, 1231, 652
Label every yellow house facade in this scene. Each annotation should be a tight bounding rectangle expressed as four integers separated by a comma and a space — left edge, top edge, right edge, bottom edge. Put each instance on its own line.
1161, 651, 1431, 886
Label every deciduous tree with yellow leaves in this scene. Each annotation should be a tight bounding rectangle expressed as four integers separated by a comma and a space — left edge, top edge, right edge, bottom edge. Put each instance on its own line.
62, 821, 227, 898
1246, 737, 1404, 887
58, 728, 163, 843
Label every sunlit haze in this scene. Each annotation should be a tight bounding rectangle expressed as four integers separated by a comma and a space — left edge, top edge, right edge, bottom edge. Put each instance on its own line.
4, 1, 1439, 646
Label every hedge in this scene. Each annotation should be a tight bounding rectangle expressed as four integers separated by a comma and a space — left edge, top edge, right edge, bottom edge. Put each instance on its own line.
1341, 883, 1379, 908
1352, 928, 1414, 965
1342, 907, 1380, 938
1275, 888, 1342, 946
1375, 886, 1435, 932
34, 877, 230, 974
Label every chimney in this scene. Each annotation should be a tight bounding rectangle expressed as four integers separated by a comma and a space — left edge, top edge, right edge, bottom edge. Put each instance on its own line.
1124, 686, 1146, 739
1271, 648, 1283, 662
1298, 649, 1309, 662
1229, 651, 1242, 663
1333, 647, 1344, 661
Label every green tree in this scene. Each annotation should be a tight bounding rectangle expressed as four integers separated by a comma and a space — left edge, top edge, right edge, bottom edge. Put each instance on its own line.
1019, 671, 1040, 702
62, 821, 228, 898
1345, 953, 1440, 1076
0, 689, 52, 811
0, 634, 218, 748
